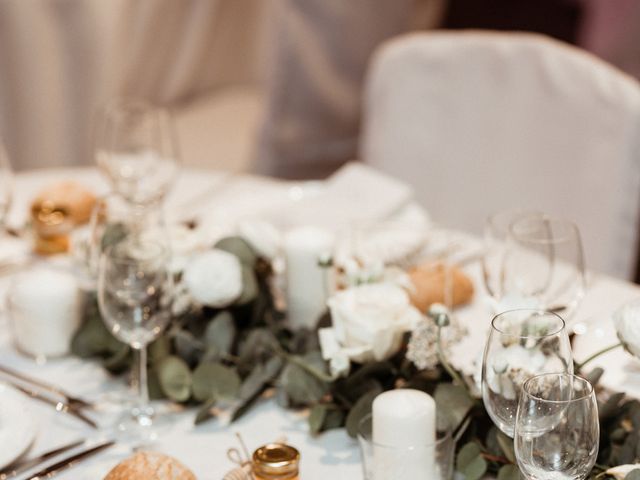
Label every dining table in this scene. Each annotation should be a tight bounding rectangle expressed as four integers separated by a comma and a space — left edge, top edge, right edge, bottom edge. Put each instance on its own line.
0, 166, 638, 479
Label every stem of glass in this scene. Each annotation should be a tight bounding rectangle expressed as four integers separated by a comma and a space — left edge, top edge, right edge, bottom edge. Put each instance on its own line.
133, 345, 153, 427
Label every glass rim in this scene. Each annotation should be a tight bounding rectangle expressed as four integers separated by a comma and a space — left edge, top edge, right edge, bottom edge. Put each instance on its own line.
508, 214, 580, 245
521, 373, 594, 404
491, 309, 566, 339
356, 413, 452, 450
485, 209, 542, 236
101, 239, 168, 265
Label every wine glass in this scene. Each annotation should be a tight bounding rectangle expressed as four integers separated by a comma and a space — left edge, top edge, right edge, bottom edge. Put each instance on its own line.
482, 309, 573, 437
0, 140, 13, 230
97, 239, 172, 433
483, 210, 540, 303
515, 373, 599, 480
94, 99, 179, 206
502, 214, 586, 315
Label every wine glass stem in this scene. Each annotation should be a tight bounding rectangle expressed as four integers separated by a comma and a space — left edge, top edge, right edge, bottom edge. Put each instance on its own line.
133, 345, 153, 427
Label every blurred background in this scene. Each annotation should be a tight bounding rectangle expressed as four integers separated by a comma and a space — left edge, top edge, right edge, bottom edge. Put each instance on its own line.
1, 0, 638, 177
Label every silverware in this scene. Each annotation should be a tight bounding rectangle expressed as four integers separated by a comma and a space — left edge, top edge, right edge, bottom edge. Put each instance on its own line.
12, 384, 98, 429
0, 364, 94, 409
0, 439, 84, 479
25, 440, 115, 480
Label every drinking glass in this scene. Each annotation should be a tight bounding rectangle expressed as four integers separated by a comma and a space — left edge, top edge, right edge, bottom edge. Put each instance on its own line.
515, 373, 599, 480
482, 309, 573, 437
483, 210, 540, 302
94, 99, 179, 206
502, 214, 586, 315
97, 239, 172, 431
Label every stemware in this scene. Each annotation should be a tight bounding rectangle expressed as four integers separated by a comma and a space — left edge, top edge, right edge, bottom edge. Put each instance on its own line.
515, 373, 599, 480
481, 309, 573, 437
97, 239, 172, 434
94, 99, 179, 206
502, 214, 586, 315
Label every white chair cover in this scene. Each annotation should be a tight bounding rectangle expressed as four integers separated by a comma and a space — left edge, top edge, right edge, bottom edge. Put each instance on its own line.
361, 31, 640, 279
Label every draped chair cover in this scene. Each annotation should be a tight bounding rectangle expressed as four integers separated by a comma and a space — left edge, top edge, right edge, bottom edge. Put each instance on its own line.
361, 31, 640, 279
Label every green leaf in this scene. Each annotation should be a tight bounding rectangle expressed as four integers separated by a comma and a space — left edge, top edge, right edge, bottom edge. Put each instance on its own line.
281, 357, 328, 405
204, 311, 236, 357
174, 329, 205, 366
322, 409, 345, 431
157, 356, 192, 402
627, 470, 640, 480
456, 442, 487, 480
600, 392, 626, 421
147, 366, 165, 400
236, 266, 259, 306
585, 367, 604, 387
231, 357, 284, 423
238, 329, 279, 364
102, 343, 132, 374
192, 362, 241, 402
149, 336, 171, 365
309, 405, 328, 436
497, 464, 520, 480
194, 398, 217, 425
496, 431, 516, 464
215, 237, 257, 266
345, 386, 382, 438
434, 383, 474, 432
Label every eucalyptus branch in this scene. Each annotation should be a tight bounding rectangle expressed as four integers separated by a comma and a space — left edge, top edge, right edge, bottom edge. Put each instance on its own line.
274, 347, 335, 383
575, 343, 623, 371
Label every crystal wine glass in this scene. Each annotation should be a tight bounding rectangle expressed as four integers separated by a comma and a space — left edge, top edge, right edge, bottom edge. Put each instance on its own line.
94, 99, 179, 206
97, 239, 172, 433
482, 309, 573, 437
502, 214, 586, 315
515, 373, 599, 480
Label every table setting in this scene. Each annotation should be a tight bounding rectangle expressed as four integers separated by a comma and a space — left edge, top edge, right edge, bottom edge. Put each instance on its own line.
0, 101, 640, 480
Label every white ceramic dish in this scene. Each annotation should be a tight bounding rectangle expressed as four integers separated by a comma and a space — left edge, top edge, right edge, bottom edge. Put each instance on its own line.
0, 382, 37, 469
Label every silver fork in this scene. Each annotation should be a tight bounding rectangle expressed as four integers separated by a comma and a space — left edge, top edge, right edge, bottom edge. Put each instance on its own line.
0, 439, 84, 479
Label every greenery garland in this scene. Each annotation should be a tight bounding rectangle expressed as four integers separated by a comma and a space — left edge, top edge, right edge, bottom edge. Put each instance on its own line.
71, 235, 640, 480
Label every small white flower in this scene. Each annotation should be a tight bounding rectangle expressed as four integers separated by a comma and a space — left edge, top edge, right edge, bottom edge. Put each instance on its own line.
613, 299, 640, 358
319, 283, 421, 370
606, 465, 640, 479
183, 249, 243, 308
485, 344, 547, 400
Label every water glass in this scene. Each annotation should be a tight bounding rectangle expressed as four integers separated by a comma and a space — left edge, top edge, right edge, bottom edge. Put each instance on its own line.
357, 414, 454, 480
482, 309, 573, 437
515, 373, 599, 480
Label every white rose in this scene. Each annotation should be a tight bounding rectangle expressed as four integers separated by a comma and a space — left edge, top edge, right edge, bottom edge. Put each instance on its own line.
613, 300, 640, 358
319, 283, 422, 376
183, 249, 243, 308
486, 344, 547, 400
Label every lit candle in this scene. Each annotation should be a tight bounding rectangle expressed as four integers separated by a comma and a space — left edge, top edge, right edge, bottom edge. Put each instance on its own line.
284, 226, 334, 329
7, 268, 83, 360
372, 389, 437, 479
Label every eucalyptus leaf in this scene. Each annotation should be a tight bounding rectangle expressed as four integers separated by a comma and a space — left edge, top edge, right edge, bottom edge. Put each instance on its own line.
148, 367, 165, 400
628, 470, 640, 480
497, 464, 520, 480
215, 237, 257, 266
158, 356, 192, 402
309, 405, 328, 436
192, 362, 240, 402
174, 329, 206, 366
322, 409, 345, 431
195, 398, 217, 425
238, 328, 280, 364
345, 386, 382, 438
103, 343, 132, 374
600, 393, 626, 421
281, 358, 328, 405
204, 311, 236, 358
231, 357, 284, 423
585, 367, 604, 387
236, 266, 259, 306
496, 431, 516, 464
456, 442, 487, 480
149, 336, 171, 365
434, 383, 474, 432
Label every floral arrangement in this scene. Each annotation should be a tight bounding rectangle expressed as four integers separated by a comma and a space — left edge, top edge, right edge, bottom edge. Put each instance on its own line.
71, 223, 640, 480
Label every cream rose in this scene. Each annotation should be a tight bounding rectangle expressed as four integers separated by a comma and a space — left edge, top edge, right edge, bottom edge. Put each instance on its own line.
613, 299, 640, 358
183, 249, 243, 308
319, 283, 422, 376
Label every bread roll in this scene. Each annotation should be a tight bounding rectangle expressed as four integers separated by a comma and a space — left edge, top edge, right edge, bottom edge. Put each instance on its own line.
408, 262, 474, 312
33, 181, 96, 225
104, 451, 196, 480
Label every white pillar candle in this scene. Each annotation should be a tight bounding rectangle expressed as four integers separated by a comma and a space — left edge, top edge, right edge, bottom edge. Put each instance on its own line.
372, 389, 437, 479
7, 268, 83, 360
284, 226, 334, 329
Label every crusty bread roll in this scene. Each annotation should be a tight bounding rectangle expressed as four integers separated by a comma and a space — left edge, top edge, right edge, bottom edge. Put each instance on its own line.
33, 181, 96, 225
104, 451, 196, 480
408, 262, 474, 312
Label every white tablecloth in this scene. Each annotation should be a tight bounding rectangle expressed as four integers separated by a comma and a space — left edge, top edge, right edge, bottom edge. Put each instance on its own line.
1, 168, 639, 479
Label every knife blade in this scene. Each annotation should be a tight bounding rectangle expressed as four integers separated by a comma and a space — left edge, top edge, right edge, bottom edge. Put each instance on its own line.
25, 440, 115, 480
0, 439, 85, 479
12, 384, 98, 429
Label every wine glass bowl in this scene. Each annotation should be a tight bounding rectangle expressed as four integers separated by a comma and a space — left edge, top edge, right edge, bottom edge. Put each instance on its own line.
515, 373, 599, 480
481, 309, 573, 437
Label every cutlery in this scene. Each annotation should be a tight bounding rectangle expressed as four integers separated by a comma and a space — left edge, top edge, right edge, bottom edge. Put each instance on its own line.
12, 384, 98, 429
0, 439, 84, 479
25, 440, 115, 480
0, 364, 94, 409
